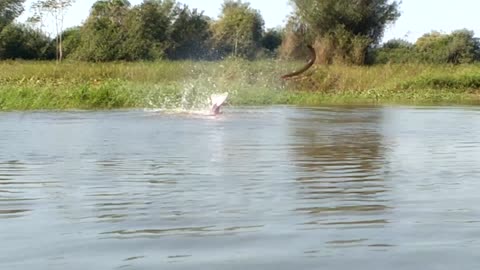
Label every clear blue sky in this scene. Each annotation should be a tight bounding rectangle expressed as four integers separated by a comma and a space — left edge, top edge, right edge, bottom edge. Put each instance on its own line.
17, 0, 480, 43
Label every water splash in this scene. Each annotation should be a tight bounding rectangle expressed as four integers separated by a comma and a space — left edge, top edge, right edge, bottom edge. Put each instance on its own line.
144, 78, 212, 114
179, 80, 214, 112
142, 59, 284, 114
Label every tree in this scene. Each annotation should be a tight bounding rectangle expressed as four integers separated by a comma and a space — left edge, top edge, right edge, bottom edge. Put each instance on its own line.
31, 0, 75, 62
290, 0, 400, 65
0, 23, 54, 60
382, 38, 413, 49
211, 0, 264, 59
123, 0, 175, 60
415, 29, 480, 64
279, 15, 313, 60
167, 5, 212, 59
372, 38, 417, 64
75, 0, 183, 61
60, 26, 81, 58
448, 30, 480, 64
261, 28, 282, 52
0, 0, 25, 32
74, 0, 132, 61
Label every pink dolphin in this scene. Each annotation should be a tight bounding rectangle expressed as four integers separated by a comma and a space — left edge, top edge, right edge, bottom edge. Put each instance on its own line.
210, 93, 229, 115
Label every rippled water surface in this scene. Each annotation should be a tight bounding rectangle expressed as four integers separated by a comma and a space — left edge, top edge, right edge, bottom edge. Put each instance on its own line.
1, 106, 480, 269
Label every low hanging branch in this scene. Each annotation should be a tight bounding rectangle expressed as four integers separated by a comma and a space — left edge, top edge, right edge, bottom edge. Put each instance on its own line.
281, 44, 316, 80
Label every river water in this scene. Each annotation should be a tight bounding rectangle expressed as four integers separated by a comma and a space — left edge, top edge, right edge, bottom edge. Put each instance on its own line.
1, 106, 480, 269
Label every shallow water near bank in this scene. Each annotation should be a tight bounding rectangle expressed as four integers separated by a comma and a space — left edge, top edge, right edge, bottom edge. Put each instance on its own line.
1, 105, 480, 270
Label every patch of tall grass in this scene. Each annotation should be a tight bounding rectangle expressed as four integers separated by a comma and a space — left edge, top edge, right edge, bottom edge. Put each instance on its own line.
1, 60, 480, 110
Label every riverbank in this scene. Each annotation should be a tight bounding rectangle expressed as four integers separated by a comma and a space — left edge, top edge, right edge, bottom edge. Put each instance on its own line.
1, 60, 480, 110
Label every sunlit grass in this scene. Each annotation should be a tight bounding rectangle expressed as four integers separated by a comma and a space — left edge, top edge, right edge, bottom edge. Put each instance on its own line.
1, 59, 480, 110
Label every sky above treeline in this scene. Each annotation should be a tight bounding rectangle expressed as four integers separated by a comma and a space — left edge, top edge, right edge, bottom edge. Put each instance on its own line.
16, 0, 480, 43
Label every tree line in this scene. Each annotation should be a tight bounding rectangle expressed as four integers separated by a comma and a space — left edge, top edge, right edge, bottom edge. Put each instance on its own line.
0, 0, 282, 61
1, 0, 480, 65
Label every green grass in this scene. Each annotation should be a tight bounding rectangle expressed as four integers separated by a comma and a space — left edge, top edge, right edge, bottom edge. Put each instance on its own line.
1, 59, 480, 111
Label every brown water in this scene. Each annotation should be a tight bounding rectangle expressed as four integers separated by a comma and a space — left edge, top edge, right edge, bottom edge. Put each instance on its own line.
1, 106, 480, 270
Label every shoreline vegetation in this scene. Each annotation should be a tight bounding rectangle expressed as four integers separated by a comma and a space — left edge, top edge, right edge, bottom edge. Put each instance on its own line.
2, 1, 480, 111
1, 60, 480, 111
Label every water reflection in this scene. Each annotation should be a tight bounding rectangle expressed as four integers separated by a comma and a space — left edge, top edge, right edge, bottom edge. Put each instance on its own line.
0, 160, 36, 219
289, 108, 391, 230
2, 107, 480, 270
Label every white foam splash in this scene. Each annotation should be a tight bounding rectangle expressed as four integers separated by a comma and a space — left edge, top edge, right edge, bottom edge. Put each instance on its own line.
144, 75, 230, 116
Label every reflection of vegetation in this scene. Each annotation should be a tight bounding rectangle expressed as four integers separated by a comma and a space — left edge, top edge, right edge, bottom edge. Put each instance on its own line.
291, 109, 385, 173
289, 108, 390, 227
0, 160, 33, 219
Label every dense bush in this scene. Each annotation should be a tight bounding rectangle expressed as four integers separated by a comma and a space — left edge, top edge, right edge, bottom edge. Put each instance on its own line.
372, 30, 480, 65
289, 0, 401, 65
0, 23, 54, 60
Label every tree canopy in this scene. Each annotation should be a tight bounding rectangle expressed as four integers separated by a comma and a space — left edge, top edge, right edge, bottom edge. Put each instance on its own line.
211, 0, 265, 59
166, 5, 212, 59
0, 23, 54, 59
289, 0, 400, 64
3, 0, 480, 65
0, 0, 25, 32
